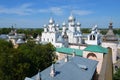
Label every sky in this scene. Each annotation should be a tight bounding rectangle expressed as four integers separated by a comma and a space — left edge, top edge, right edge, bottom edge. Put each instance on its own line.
0, 0, 120, 28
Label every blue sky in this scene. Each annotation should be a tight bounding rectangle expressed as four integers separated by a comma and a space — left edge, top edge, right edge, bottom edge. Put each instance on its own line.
0, 0, 120, 28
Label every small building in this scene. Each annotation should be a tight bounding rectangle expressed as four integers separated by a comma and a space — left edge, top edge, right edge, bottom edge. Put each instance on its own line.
0, 34, 9, 41
85, 25, 101, 45
25, 56, 98, 80
7, 27, 26, 47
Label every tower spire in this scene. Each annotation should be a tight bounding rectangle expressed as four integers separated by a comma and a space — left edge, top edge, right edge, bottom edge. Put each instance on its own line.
36, 69, 41, 80
50, 64, 55, 77
109, 17, 113, 29
109, 21, 113, 30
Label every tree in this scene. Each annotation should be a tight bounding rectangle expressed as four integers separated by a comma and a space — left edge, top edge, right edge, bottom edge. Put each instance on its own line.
113, 68, 120, 80
0, 40, 55, 80
81, 28, 90, 33
0, 28, 11, 34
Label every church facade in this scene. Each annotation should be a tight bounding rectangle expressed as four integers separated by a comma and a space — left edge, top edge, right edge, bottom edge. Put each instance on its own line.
41, 14, 82, 48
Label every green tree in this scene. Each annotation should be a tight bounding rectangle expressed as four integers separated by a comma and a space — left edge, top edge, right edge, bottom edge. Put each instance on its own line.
81, 28, 90, 33
0, 28, 11, 34
113, 68, 120, 80
0, 40, 55, 80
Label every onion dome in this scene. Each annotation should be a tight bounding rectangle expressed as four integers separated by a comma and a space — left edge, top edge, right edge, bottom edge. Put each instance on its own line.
56, 24, 59, 27
43, 24, 47, 28
52, 24, 55, 27
62, 22, 66, 27
49, 18, 55, 24
102, 22, 118, 42
77, 22, 81, 26
68, 14, 75, 22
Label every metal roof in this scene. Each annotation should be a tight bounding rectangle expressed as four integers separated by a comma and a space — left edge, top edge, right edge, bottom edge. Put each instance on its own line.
56, 47, 83, 56
16, 38, 25, 44
0, 34, 8, 39
102, 22, 118, 42
26, 56, 98, 80
84, 45, 108, 53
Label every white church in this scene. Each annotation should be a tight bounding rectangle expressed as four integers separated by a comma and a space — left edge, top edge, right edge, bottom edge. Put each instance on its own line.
41, 14, 101, 48
41, 14, 84, 47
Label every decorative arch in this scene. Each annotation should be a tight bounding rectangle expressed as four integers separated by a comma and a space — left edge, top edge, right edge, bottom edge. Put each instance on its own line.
107, 47, 111, 49
87, 53, 97, 60
90, 35, 95, 40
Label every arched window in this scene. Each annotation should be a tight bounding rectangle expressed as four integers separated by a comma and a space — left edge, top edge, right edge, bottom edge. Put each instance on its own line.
90, 35, 95, 40
93, 35, 95, 40
52, 39, 53, 42
87, 53, 97, 60
90, 35, 92, 40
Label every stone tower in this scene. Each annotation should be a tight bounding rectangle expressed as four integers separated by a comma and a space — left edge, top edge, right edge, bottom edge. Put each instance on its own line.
102, 22, 118, 63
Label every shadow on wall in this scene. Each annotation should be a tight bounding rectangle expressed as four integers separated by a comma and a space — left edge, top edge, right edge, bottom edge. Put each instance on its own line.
98, 47, 113, 80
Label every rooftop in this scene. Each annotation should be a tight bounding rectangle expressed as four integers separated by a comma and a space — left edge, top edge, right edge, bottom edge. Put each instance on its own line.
84, 45, 108, 53
56, 47, 83, 56
25, 56, 98, 80
103, 22, 118, 42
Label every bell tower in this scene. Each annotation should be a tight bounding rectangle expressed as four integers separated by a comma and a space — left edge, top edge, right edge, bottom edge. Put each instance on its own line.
102, 22, 118, 63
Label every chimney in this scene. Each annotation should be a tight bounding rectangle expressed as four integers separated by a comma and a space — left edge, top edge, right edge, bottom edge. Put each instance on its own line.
65, 54, 69, 62
36, 69, 41, 80
72, 50, 76, 57
50, 64, 55, 77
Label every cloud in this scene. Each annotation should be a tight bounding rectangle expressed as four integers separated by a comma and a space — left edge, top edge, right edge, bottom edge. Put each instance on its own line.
72, 10, 93, 15
38, 6, 93, 16
0, 4, 93, 16
0, 3, 34, 15
38, 7, 63, 15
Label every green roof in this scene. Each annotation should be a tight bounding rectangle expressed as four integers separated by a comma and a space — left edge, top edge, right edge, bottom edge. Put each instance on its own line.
84, 45, 108, 53
56, 47, 83, 56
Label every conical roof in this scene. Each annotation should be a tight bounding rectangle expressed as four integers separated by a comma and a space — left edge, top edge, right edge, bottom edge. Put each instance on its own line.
103, 22, 118, 42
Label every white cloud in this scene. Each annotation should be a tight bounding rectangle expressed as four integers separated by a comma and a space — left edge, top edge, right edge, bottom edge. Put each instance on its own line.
0, 3, 34, 15
0, 4, 93, 16
38, 7, 63, 15
50, 7, 63, 15
72, 10, 93, 15
38, 6, 93, 16
0, 4, 64, 16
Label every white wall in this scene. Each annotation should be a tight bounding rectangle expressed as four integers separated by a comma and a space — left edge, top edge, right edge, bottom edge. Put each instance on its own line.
83, 51, 104, 74
102, 42, 118, 63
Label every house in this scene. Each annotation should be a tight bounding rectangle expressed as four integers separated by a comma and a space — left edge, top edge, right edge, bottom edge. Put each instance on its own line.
25, 56, 98, 80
